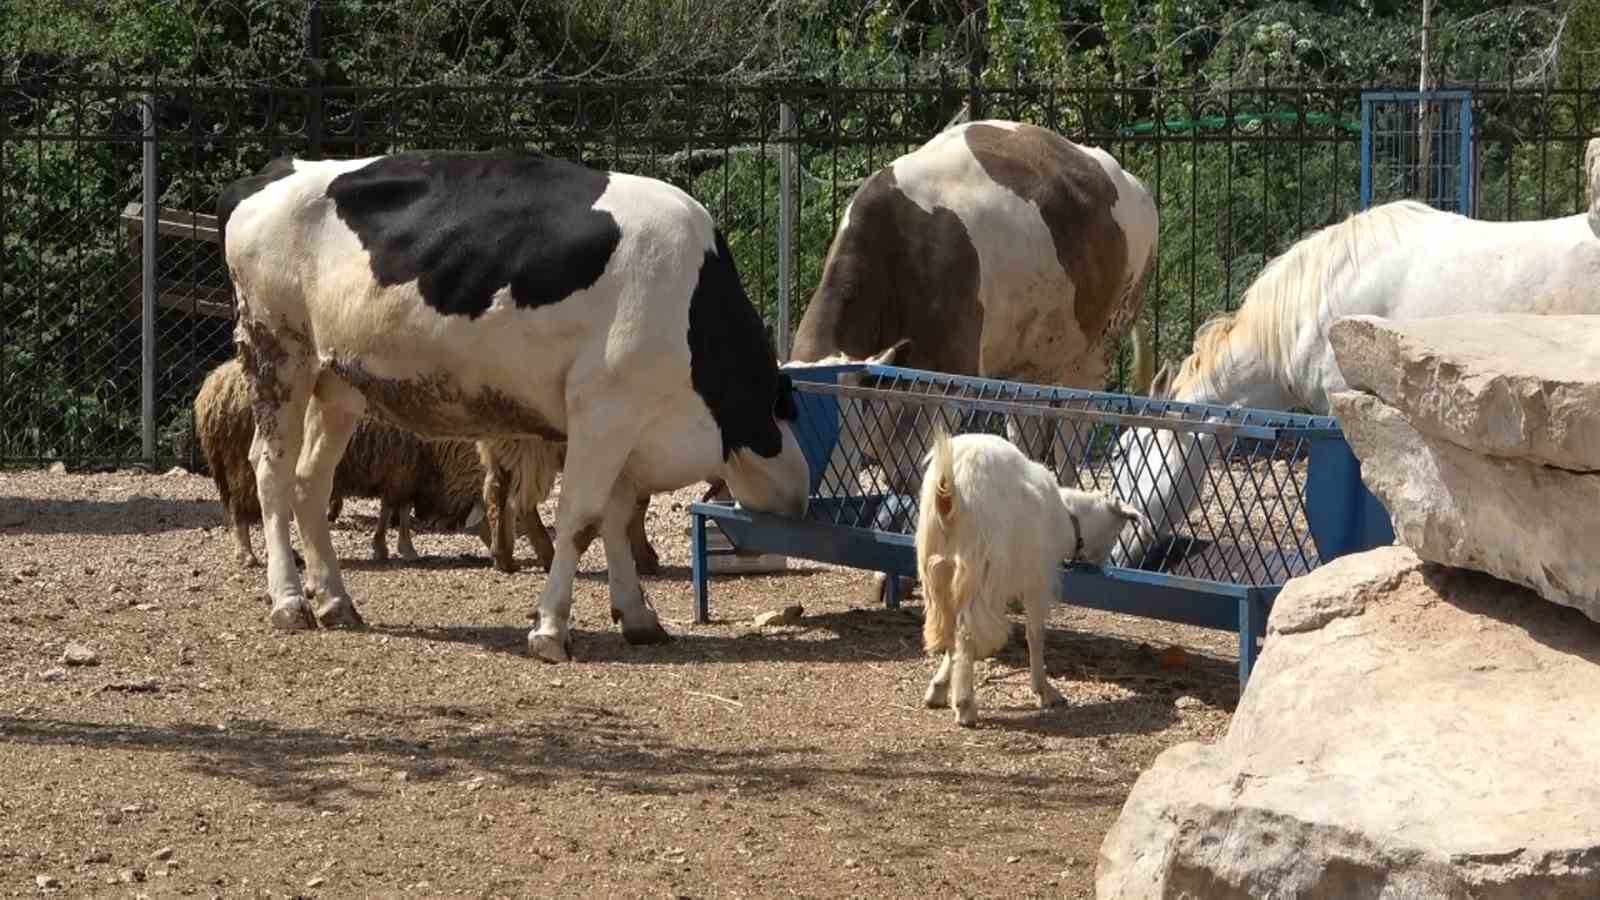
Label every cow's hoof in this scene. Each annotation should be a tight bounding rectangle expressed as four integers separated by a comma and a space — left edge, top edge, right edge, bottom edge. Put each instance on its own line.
493, 557, 520, 575
620, 618, 673, 646
923, 682, 950, 709
955, 702, 978, 728
314, 595, 365, 629
268, 597, 316, 631
527, 632, 571, 664
398, 545, 420, 562
1036, 683, 1065, 709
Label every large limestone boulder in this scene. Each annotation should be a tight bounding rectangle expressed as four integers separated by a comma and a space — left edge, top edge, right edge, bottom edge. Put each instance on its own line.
1327, 314, 1600, 624
1097, 546, 1600, 899
1329, 314, 1600, 472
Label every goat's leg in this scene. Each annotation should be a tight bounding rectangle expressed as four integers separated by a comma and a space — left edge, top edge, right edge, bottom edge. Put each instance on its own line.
395, 502, 419, 561
1025, 591, 1065, 709
291, 372, 365, 628
923, 652, 953, 708
229, 506, 260, 568
370, 497, 392, 563
952, 631, 979, 728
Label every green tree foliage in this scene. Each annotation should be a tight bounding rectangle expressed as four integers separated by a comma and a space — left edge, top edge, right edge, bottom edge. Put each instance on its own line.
1, 0, 1594, 463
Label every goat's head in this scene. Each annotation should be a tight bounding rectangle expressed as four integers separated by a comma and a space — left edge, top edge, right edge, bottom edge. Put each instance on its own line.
1062, 489, 1150, 566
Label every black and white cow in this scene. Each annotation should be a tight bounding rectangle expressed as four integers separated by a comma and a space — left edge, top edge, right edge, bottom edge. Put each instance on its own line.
219, 150, 810, 662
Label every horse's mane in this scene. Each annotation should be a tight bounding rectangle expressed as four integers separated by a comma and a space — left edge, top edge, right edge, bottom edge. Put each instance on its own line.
1171, 199, 1453, 400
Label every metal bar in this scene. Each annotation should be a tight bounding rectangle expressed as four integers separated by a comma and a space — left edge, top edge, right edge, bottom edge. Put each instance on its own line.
140, 93, 158, 465
692, 509, 710, 624
776, 100, 795, 361
1360, 94, 1374, 209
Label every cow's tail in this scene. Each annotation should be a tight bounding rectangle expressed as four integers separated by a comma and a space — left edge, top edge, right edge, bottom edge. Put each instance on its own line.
917, 426, 962, 655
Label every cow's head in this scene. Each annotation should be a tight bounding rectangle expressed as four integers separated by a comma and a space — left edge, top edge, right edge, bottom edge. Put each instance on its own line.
723, 370, 810, 519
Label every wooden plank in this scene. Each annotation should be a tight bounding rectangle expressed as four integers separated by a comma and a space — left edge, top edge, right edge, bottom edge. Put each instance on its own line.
119, 202, 221, 243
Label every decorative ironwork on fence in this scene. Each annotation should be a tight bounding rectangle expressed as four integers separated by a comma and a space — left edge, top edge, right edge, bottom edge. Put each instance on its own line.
2, 77, 1596, 467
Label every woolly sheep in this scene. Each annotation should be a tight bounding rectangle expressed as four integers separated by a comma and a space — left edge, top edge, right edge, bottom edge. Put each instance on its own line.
915, 429, 1145, 728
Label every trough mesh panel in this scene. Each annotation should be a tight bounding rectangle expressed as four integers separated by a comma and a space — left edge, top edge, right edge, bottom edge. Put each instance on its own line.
791, 365, 1339, 589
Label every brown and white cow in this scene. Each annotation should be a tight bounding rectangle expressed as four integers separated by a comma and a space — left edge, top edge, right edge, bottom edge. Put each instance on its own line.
791, 120, 1158, 393
787, 119, 1158, 599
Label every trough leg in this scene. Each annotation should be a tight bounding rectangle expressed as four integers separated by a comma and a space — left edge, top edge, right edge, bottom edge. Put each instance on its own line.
289, 374, 365, 628
692, 511, 710, 624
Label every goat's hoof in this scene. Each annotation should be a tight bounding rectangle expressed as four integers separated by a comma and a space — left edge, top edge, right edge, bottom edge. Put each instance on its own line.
314, 595, 365, 629
923, 683, 950, 709
1036, 685, 1066, 709
527, 631, 572, 664
268, 597, 316, 631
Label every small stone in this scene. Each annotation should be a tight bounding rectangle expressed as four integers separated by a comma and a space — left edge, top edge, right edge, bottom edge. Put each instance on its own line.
151, 846, 173, 861
753, 604, 804, 628
306, 877, 326, 888
1175, 695, 1204, 710
61, 642, 99, 666
165, 466, 185, 477
35, 874, 60, 889
118, 868, 145, 883
1007, 855, 1022, 864
842, 857, 859, 869
40, 667, 67, 682
18, 565, 38, 577
84, 849, 111, 864
133, 603, 160, 612
48, 461, 66, 474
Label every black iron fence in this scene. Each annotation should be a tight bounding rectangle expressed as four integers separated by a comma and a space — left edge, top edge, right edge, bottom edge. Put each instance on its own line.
2, 76, 1596, 467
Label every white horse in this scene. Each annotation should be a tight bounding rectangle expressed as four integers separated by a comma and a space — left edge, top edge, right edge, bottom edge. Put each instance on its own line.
1112, 198, 1600, 566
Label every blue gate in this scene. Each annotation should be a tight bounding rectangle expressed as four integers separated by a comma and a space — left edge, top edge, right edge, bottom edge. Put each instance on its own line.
1360, 90, 1474, 214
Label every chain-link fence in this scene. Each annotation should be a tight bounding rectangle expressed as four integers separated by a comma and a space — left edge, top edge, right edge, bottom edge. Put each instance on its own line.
2, 77, 1596, 468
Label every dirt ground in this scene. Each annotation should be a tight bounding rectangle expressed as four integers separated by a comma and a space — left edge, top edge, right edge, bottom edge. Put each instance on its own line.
0, 468, 1242, 899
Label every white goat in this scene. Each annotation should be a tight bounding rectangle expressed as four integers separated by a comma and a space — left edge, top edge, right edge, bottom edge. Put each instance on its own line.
916, 429, 1145, 728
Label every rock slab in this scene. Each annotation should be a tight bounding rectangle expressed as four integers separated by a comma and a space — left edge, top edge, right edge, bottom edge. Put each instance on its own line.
1329, 314, 1600, 472
1097, 546, 1600, 899
1331, 390, 1600, 624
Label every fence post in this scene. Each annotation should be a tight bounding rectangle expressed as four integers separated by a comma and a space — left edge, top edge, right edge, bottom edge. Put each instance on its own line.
776, 98, 797, 361
141, 92, 158, 465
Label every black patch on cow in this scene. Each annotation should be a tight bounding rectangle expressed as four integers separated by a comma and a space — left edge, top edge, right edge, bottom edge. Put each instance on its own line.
789, 167, 983, 373
962, 123, 1129, 341
323, 151, 621, 319
216, 155, 297, 260
687, 229, 796, 460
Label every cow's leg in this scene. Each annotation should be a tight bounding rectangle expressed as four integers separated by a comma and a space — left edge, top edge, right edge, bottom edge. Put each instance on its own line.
289, 372, 365, 628
599, 478, 670, 645
245, 349, 318, 630
527, 425, 636, 663
395, 502, 419, 561
628, 495, 660, 576
952, 631, 979, 728
370, 497, 392, 563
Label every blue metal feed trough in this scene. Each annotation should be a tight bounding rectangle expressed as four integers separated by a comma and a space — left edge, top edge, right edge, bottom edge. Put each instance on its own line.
691, 364, 1394, 686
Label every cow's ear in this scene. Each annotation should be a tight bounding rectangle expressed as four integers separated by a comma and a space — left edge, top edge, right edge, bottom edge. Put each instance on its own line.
774, 372, 799, 421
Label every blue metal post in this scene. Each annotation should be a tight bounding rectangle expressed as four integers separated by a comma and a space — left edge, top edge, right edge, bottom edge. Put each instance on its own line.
692, 511, 710, 624
1458, 96, 1475, 216
1359, 95, 1374, 210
